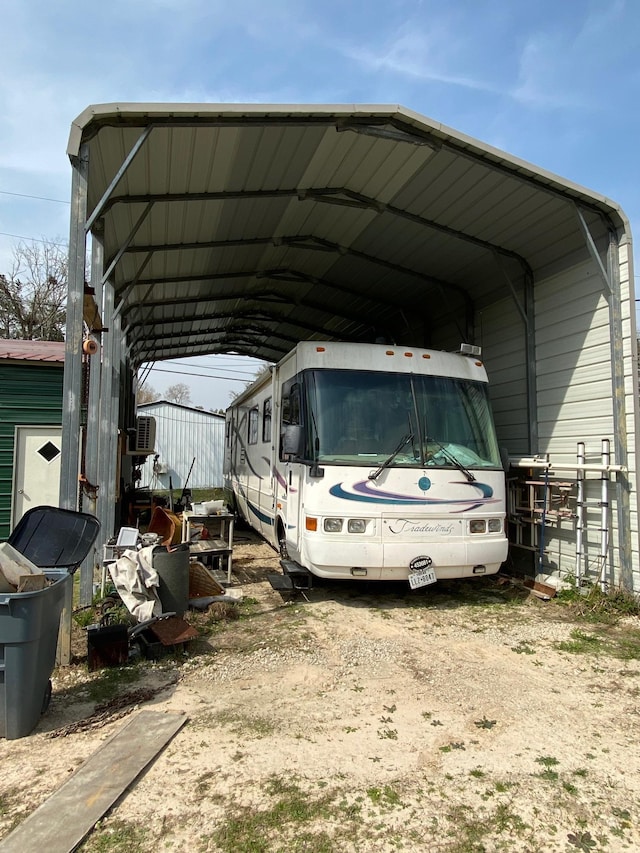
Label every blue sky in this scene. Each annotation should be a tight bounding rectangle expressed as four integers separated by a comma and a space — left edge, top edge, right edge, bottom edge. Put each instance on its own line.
1, 0, 638, 408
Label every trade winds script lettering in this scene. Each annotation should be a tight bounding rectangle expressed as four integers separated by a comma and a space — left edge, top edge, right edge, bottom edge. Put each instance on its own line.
387, 519, 455, 535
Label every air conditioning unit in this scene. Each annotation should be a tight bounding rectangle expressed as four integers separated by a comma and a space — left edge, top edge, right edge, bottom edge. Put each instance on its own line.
126, 416, 156, 455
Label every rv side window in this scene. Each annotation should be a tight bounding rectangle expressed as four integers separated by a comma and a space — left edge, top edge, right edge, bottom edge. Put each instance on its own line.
248, 407, 259, 445
281, 382, 301, 426
280, 380, 305, 461
263, 397, 272, 442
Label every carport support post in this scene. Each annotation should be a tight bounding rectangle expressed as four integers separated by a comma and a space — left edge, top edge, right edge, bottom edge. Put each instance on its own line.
576, 207, 633, 588
98, 278, 121, 549
59, 143, 89, 664
79, 224, 105, 605
606, 230, 632, 588
60, 144, 88, 511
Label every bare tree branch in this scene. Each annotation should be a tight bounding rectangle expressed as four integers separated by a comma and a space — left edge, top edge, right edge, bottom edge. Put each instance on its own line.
0, 239, 68, 340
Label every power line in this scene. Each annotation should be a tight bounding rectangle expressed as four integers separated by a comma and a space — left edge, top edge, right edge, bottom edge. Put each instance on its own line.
0, 189, 69, 205
160, 359, 261, 378
144, 366, 254, 382
0, 231, 67, 247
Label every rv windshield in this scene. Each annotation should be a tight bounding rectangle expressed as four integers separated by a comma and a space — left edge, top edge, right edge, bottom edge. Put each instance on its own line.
306, 369, 501, 469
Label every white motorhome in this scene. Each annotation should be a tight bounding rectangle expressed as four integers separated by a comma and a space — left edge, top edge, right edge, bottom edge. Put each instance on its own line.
224, 341, 508, 588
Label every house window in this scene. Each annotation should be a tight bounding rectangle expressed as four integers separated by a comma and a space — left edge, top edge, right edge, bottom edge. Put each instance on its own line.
263, 397, 272, 443
248, 408, 259, 445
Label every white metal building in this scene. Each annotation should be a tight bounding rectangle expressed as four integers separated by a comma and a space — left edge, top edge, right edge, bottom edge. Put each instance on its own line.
59, 103, 639, 603
137, 401, 224, 490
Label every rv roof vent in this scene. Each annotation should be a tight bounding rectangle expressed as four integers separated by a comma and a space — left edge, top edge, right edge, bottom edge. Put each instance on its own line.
459, 343, 482, 357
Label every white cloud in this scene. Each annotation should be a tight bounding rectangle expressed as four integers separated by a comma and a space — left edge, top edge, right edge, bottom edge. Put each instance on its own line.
511, 1, 630, 110
339, 15, 504, 96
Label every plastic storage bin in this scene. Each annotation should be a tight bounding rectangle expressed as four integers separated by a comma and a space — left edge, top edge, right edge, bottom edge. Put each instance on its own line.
0, 506, 100, 739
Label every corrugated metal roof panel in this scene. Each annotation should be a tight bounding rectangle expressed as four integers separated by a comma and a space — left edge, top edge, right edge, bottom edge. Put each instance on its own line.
67, 103, 629, 366
0, 340, 65, 362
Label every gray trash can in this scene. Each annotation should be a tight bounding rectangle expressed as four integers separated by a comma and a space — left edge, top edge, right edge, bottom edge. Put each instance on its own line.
0, 506, 100, 739
0, 571, 70, 739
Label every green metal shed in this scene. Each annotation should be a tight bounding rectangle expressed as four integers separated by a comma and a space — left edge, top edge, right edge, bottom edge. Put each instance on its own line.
0, 340, 64, 538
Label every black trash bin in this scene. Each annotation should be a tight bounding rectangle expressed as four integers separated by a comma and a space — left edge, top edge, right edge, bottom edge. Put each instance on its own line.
0, 506, 100, 739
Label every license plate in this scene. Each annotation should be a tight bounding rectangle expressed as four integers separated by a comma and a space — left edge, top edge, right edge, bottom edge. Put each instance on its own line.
408, 567, 437, 589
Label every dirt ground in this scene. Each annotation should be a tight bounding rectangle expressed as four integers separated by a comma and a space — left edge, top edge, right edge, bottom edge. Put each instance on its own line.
1, 527, 639, 853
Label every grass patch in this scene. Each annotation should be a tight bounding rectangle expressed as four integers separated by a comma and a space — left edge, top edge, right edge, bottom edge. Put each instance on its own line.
214, 709, 278, 738
556, 627, 640, 660
80, 818, 149, 852
511, 641, 536, 655
366, 785, 404, 809
201, 776, 336, 853
90, 666, 142, 702
557, 581, 640, 623
444, 802, 529, 851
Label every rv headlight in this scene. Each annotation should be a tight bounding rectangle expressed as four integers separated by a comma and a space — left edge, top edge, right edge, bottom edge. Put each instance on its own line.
324, 518, 343, 533
469, 519, 486, 534
488, 518, 502, 533
347, 519, 366, 534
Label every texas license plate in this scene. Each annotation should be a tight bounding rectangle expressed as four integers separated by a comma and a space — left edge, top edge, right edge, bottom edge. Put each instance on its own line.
408, 567, 437, 589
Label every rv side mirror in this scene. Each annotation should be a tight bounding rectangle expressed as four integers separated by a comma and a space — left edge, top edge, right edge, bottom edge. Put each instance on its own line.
500, 446, 510, 472
281, 424, 304, 459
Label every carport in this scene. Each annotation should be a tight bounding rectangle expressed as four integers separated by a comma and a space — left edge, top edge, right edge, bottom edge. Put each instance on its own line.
60, 103, 639, 605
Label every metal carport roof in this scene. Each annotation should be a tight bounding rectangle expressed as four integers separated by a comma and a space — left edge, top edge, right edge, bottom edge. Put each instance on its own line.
65, 103, 627, 367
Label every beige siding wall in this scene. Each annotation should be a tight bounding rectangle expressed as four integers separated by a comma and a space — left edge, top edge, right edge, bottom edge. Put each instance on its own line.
528, 250, 638, 589
475, 296, 530, 457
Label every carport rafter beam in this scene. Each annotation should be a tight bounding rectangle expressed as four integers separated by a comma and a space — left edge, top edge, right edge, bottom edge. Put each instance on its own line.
125, 289, 298, 328
119, 269, 394, 316
124, 293, 393, 350
349, 116, 624, 227
85, 125, 154, 233
336, 119, 441, 149
116, 250, 464, 321
132, 321, 299, 350
78, 111, 619, 225
128, 307, 361, 352
112, 251, 154, 320
277, 235, 474, 331
117, 232, 473, 341
135, 335, 287, 364
102, 201, 154, 285
119, 267, 408, 325
574, 205, 612, 296
103, 186, 529, 271
135, 330, 290, 360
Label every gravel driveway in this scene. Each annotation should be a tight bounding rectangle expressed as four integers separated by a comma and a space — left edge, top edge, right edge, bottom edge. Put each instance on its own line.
1, 528, 639, 852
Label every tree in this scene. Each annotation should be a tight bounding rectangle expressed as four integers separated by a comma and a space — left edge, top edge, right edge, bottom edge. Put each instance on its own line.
0, 240, 68, 340
165, 382, 192, 405
229, 364, 271, 401
136, 383, 161, 405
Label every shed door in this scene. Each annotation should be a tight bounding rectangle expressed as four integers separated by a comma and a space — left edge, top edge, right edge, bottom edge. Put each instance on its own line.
12, 426, 62, 530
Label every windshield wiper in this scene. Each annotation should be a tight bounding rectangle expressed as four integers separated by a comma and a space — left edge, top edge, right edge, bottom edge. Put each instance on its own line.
426, 436, 476, 482
368, 433, 414, 481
